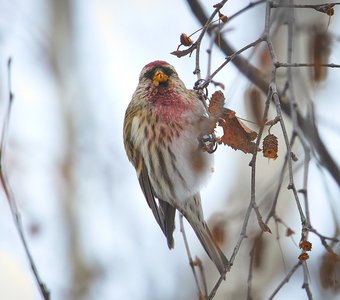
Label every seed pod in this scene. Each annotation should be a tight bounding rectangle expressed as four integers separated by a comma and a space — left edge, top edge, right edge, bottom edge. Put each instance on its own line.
262, 134, 278, 160
298, 252, 310, 261
310, 27, 331, 82
218, 12, 228, 23
299, 240, 312, 251
180, 33, 193, 47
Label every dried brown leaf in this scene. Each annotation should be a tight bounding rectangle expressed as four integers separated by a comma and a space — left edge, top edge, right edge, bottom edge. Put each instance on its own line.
170, 45, 196, 58
219, 108, 258, 154
208, 90, 225, 118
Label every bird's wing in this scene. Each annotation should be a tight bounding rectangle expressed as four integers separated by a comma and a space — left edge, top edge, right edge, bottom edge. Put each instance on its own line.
123, 106, 175, 249
138, 161, 165, 232
138, 160, 175, 249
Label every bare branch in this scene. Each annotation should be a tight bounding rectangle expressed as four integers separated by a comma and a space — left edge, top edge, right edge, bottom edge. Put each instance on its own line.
0, 58, 50, 300
267, 262, 302, 300
179, 214, 207, 299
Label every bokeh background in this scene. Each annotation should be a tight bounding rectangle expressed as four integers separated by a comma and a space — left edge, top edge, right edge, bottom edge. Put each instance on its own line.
0, 1, 339, 299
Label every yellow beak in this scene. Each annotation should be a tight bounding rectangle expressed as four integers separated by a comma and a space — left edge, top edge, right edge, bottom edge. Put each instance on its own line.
153, 70, 169, 86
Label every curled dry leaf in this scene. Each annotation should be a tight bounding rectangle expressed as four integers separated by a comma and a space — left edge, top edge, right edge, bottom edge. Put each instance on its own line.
206, 91, 258, 154
219, 109, 258, 154
208, 90, 225, 119
170, 46, 196, 58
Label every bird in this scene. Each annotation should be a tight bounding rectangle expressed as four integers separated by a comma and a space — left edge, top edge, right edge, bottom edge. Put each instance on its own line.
123, 60, 228, 274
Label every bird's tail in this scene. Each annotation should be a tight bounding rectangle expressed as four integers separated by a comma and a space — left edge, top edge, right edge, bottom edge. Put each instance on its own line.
190, 220, 228, 275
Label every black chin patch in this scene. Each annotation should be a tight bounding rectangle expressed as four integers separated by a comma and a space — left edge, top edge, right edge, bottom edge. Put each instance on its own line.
158, 80, 169, 87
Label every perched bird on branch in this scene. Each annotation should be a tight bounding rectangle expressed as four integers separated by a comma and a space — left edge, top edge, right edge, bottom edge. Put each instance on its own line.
123, 60, 228, 274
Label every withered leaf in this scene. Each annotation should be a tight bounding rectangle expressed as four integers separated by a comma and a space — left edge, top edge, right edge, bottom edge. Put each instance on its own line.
208, 90, 225, 119
170, 45, 196, 58
207, 91, 258, 154
219, 108, 258, 154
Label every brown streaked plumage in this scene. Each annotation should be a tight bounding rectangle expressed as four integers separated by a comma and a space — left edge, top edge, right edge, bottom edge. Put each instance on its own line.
123, 60, 228, 274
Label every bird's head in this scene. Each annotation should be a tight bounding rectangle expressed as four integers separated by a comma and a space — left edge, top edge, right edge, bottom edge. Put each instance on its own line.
134, 61, 196, 120
139, 60, 181, 89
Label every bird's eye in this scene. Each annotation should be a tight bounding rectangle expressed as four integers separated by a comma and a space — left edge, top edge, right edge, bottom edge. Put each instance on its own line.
143, 69, 154, 80
163, 68, 175, 77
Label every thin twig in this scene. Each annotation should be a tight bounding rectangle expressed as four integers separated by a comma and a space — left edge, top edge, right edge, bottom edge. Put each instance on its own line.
267, 262, 302, 300
249, 88, 273, 233
192, 0, 229, 80
271, 2, 340, 9
201, 37, 264, 89
0, 58, 50, 300
228, 0, 266, 23
247, 235, 263, 300
302, 262, 313, 300
276, 62, 340, 68
270, 84, 308, 227
179, 214, 205, 298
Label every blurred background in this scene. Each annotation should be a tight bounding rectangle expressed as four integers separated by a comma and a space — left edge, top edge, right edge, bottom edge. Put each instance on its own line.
0, 1, 339, 299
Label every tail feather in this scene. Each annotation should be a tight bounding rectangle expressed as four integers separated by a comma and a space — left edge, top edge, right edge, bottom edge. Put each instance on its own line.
159, 200, 176, 249
191, 220, 228, 275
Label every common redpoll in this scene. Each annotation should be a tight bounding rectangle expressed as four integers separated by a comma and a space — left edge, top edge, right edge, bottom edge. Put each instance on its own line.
123, 60, 228, 274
